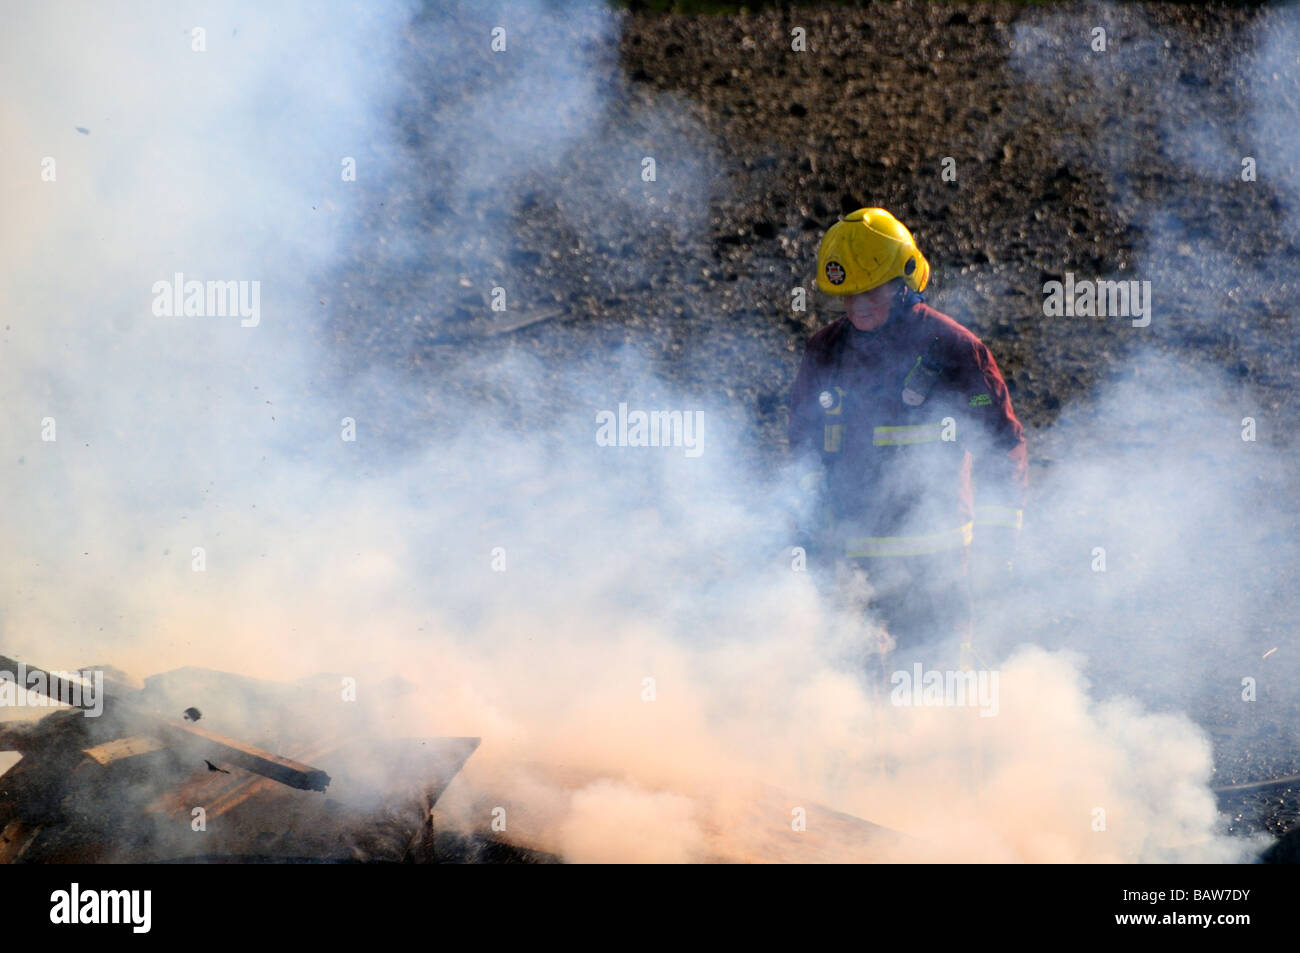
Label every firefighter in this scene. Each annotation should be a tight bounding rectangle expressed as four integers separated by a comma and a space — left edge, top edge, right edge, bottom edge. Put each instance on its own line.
789, 208, 1027, 667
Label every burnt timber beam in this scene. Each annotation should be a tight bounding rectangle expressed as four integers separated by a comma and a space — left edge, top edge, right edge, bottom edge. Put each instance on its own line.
0, 654, 330, 792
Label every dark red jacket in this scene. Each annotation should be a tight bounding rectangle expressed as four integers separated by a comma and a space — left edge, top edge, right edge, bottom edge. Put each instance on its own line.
789, 296, 1026, 553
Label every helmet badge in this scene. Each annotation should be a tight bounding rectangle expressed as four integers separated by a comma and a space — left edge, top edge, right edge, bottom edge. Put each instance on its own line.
825, 260, 846, 285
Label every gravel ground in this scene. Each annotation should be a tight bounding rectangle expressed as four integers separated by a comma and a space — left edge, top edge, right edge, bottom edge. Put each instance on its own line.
319, 1, 1300, 850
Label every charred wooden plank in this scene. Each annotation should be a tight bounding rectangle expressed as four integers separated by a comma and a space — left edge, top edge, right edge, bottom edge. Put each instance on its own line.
82, 735, 167, 766
150, 720, 330, 791
0, 655, 102, 712
0, 654, 330, 792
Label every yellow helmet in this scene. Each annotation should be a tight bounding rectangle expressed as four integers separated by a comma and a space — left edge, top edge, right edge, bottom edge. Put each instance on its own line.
815, 207, 930, 296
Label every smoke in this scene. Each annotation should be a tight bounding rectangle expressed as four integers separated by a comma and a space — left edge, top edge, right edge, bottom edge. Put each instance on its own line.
0, 0, 1292, 862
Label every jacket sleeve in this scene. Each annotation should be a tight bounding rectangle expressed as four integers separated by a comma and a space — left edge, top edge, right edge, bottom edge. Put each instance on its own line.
959, 337, 1027, 534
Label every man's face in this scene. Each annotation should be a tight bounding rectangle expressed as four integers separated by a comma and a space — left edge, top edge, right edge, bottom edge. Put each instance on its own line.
844, 281, 896, 331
